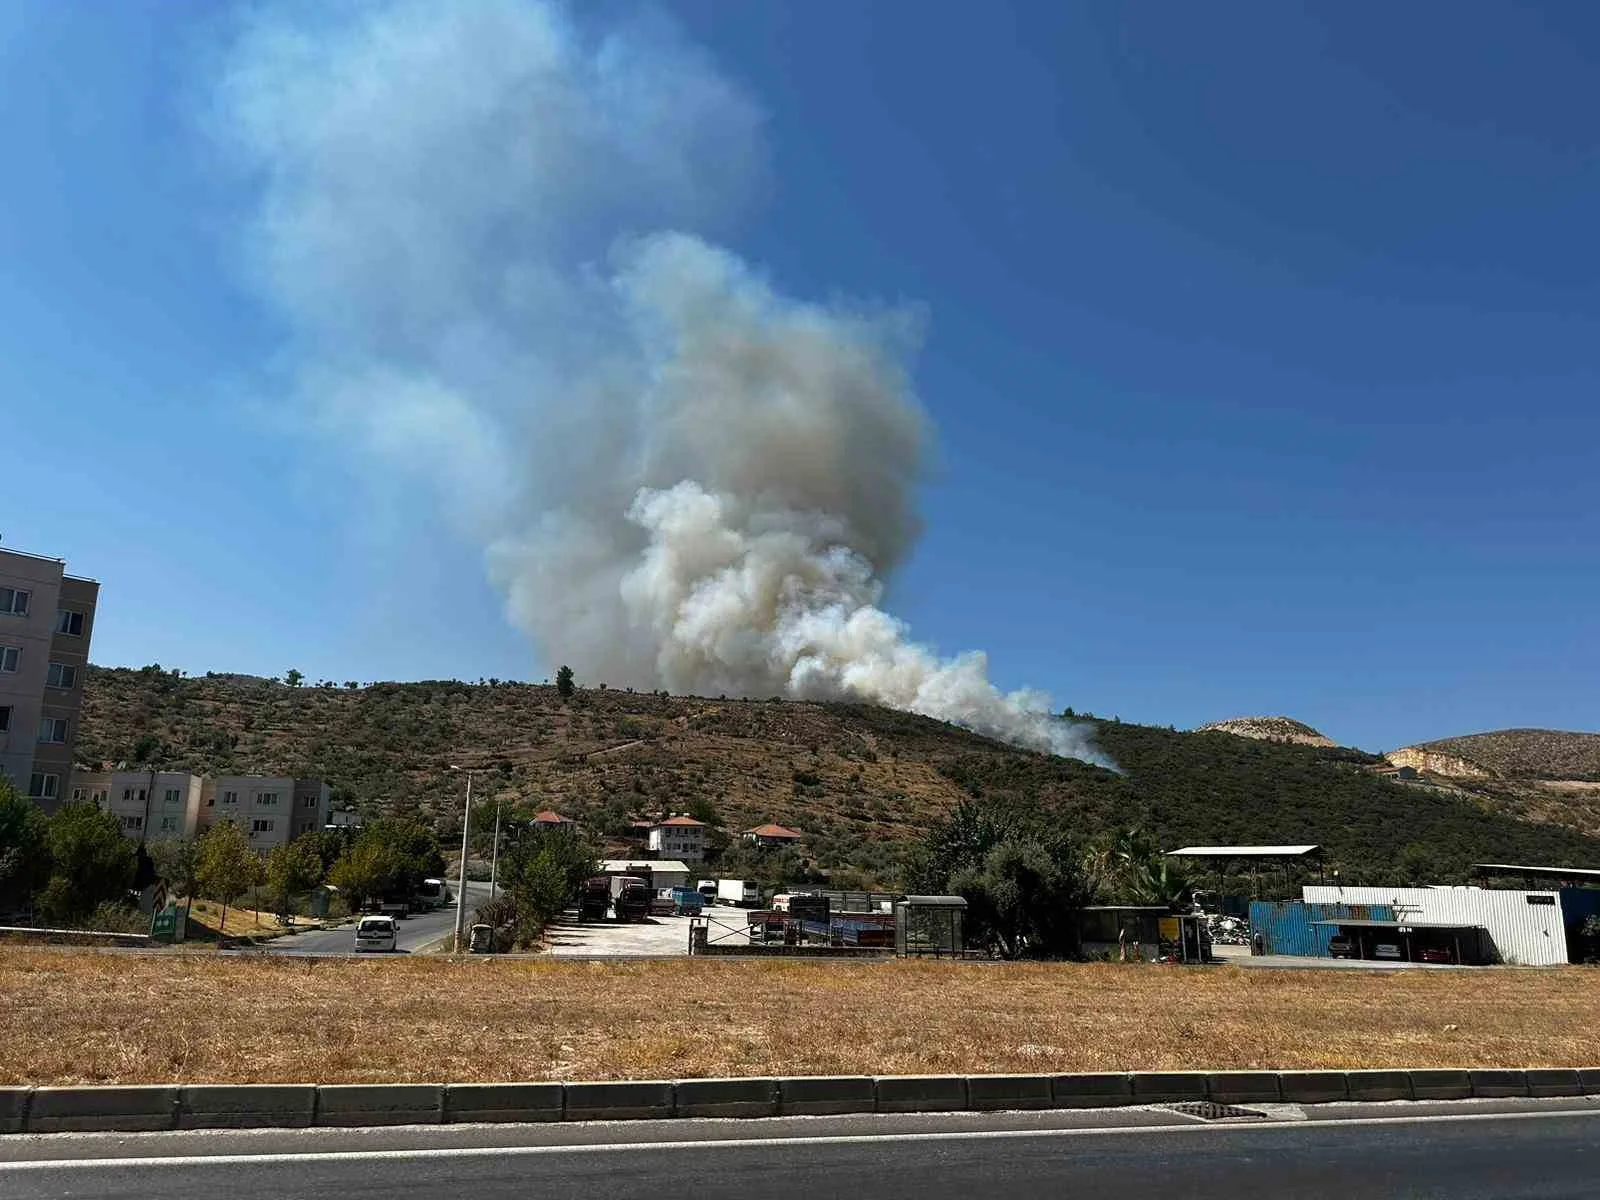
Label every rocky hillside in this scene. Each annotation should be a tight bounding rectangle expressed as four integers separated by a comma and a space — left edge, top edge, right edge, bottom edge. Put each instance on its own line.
76, 666, 1600, 883
1382, 729, 1600, 841
1195, 716, 1335, 747
1390, 730, 1600, 782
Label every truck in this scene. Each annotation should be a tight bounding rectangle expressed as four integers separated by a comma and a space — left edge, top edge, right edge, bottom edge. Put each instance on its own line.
697, 879, 719, 903
717, 878, 760, 908
613, 876, 653, 922
578, 876, 611, 921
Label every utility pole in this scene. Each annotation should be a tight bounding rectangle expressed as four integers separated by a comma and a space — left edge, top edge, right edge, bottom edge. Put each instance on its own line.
489, 797, 502, 900
450, 766, 473, 952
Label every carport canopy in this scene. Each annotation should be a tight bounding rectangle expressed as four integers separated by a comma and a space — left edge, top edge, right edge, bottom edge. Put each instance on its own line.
1473, 863, 1600, 885
1310, 918, 1484, 931
1165, 845, 1321, 858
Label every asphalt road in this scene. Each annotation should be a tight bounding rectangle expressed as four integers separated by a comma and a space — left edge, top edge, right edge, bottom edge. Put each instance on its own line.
257, 881, 493, 955
4, 1107, 1598, 1199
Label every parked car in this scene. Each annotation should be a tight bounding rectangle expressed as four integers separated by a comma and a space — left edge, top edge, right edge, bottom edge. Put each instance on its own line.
354, 915, 398, 953
1420, 947, 1455, 964
1328, 936, 1356, 959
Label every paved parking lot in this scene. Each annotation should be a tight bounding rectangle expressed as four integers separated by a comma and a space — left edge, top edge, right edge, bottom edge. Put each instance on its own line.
541, 909, 701, 957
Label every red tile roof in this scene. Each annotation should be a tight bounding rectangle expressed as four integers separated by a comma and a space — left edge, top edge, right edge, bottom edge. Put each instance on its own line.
533, 810, 572, 824
745, 823, 804, 839
657, 816, 706, 827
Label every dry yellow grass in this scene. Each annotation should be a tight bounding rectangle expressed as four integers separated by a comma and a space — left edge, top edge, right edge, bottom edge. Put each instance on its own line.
3, 950, 1597, 1085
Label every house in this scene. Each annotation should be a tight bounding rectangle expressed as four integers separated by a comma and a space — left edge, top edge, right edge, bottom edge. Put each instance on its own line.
647, 815, 707, 863
745, 823, 804, 848
533, 810, 575, 829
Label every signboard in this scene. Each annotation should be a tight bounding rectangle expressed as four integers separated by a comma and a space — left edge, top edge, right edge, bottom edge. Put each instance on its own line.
150, 904, 180, 943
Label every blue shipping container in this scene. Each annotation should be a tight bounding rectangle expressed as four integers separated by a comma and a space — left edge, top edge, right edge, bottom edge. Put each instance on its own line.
1248, 901, 1397, 957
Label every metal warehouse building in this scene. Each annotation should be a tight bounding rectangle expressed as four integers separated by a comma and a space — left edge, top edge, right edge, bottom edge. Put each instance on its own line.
1300, 884, 1600, 966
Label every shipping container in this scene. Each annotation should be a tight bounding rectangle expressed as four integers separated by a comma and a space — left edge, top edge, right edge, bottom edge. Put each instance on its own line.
1248, 900, 1396, 957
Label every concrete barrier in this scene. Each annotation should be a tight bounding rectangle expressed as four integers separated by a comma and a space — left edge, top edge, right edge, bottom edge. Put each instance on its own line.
180, 1084, 317, 1129
777, 1075, 875, 1116
445, 1083, 564, 1124
0, 1089, 30, 1135
1277, 1071, 1348, 1105
1408, 1070, 1472, 1101
874, 1075, 968, 1113
1345, 1070, 1412, 1102
27, 1086, 179, 1133
1052, 1073, 1134, 1109
1129, 1072, 1208, 1105
1206, 1072, 1281, 1105
675, 1077, 779, 1119
1469, 1069, 1529, 1099
314, 1084, 444, 1127
1576, 1068, 1600, 1096
1524, 1069, 1581, 1099
966, 1074, 1054, 1111
564, 1080, 674, 1122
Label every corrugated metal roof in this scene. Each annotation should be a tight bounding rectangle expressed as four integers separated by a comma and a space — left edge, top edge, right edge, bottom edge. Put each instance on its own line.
1166, 845, 1321, 858
600, 859, 691, 873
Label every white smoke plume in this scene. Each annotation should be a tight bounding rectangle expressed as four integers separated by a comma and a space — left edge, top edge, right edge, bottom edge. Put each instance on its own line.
213, 0, 1107, 766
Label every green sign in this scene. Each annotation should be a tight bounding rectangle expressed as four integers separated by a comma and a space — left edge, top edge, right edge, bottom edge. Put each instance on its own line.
150, 904, 180, 943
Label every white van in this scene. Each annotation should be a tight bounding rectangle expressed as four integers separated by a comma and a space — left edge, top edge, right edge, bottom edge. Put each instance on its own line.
354, 915, 398, 953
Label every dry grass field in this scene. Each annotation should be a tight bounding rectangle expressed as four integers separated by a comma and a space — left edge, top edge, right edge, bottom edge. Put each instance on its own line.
3, 950, 1596, 1085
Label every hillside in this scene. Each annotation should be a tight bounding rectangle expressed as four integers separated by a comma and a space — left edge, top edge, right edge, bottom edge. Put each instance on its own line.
76, 666, 1600, 884
1382, 728, 1600, 842
1391, 730, 1600, 782
1195, 716, 1335, 747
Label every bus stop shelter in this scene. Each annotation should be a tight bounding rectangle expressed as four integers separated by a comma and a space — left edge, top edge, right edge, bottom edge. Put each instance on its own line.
894, 895, 967, 958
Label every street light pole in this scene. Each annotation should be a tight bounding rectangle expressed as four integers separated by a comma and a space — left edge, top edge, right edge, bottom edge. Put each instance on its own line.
451, 767, 473, 953
489, 797, 502, 900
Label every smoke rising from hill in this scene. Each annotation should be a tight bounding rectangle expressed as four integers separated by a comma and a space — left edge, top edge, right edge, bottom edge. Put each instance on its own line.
214, 0, 1107, 765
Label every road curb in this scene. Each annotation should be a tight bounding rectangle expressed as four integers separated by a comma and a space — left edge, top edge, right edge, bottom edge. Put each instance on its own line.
5, 1068, 1596, 1134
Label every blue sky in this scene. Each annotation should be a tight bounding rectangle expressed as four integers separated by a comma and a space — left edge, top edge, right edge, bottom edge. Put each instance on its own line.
3, 2, 1596, 751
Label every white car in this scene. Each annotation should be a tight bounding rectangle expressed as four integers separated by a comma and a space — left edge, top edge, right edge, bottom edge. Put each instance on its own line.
354, 915, 398, 953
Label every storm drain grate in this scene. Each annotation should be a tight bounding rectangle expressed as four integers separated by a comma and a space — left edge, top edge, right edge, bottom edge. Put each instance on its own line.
1165, 1101, 1269, 1121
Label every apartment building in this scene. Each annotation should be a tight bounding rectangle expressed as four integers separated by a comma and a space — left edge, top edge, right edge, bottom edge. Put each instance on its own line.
196, 775, 332, 852
0, 546, 98, 812
69, 769, 330, 851
70, 770, 204, 840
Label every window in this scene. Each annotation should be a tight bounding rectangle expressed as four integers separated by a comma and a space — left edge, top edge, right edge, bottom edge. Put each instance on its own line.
302, 795, 318, 809
159, 816, 178, 833
91, 788, 107, 805
28, 773, 59, 799
121, 815, 143, 832
55, 609, 84, 636
163, 788, 181, 805
222, 790, 238, 805
251, 818, 275, 834
0, 588, 29, 617
46, 662, 77, 689
206, 794, 215, 807
71, 787, 86, 802
0, 705, 9, 733
123, 787, 147, 805
256, 792, 279, 806
0, 646, 18, 673
37, 717, 67, 744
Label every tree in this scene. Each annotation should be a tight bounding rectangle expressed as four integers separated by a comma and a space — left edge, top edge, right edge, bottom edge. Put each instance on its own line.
265, 835, 325, 917
495, 826, 599, 945
39, 802, 137, 924
195, 820, 263, 935
147, 837, 201, 918
284, 668, 304, 688
1083, 828, 1192, 909
329, 838, 398, 912
914, 800, 1090, 958
0, 777, 52, 914
555, 665, 575, 698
